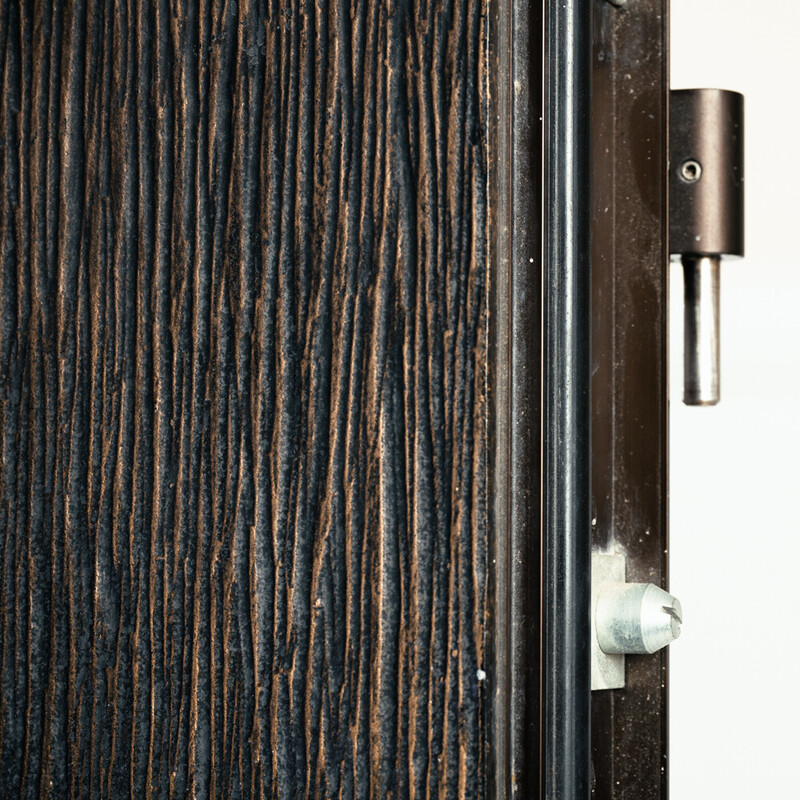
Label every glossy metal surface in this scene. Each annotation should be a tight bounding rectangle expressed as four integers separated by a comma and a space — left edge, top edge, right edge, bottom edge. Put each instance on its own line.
596, 583, 682, 655
591, 554, 626, 691
542, 0, 593, 797
487, 0, 544, 793
670, 89, 743, 406
670, 89, 745, 258
683, 256, 721, 405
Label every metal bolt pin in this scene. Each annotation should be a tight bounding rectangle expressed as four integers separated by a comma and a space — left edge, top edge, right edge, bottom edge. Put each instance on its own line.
670, 89, 744, 406
596, 583, 683, 655
683, 255, 720, 405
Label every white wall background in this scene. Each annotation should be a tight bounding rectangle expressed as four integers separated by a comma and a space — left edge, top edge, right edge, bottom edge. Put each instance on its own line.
669, 2, 800, 796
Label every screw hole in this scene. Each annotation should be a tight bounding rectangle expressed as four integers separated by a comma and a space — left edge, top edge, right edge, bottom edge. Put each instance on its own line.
680, 159, 702, 183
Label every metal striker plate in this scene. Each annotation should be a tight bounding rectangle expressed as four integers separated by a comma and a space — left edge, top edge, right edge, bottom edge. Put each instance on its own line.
592, 554, 626, 691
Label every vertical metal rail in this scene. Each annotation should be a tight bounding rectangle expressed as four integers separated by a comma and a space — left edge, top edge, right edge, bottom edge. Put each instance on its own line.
541, 0, 592, 797
590, 0, 669, 794
488, 0, 545, 785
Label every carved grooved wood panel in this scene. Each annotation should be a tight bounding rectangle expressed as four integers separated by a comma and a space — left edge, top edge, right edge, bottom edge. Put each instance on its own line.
0, 0, 490, 796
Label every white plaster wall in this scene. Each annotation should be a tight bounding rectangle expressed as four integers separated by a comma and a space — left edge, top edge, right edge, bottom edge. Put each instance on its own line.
669, 2, 800, 795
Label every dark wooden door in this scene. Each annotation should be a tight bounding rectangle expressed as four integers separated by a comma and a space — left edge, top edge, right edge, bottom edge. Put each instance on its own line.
0, 1, 493, 796
0, 0, 670, 797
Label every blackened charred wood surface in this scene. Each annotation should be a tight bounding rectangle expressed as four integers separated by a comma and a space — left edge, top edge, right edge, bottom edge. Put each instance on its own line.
0, 0, 489, 797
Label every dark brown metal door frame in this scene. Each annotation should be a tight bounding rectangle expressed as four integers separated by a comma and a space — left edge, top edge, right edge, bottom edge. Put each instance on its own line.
486, 0, 545, 792
0, 0, 669, 794
590, 0, 670, 797
490, 0, 594, 796
490, 0, 670, 796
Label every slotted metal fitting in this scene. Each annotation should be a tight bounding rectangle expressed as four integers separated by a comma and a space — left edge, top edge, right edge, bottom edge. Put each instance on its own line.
596, 582, 682, 655
592, 553, 683, 691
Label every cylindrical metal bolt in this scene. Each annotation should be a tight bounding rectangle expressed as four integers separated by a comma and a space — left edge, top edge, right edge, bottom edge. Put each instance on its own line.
683, 255, 720, 405
595, 583, 682, 655
670, 89, 744, 406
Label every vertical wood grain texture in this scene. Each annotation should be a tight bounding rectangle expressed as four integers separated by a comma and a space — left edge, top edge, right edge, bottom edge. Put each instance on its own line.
0, 0, 489, 796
